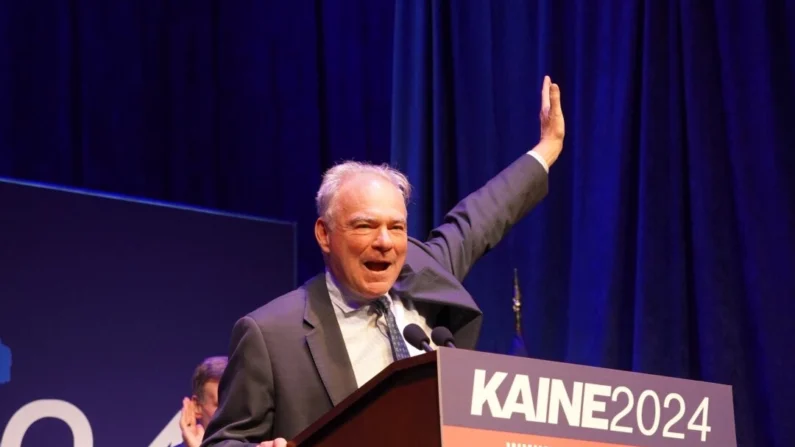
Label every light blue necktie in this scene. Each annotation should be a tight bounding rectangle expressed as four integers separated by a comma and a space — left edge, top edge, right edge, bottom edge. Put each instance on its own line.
374, 297, 410, 361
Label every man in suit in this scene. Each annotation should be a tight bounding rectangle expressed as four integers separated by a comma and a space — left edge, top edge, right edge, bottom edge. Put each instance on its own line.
200, 76, 565, 447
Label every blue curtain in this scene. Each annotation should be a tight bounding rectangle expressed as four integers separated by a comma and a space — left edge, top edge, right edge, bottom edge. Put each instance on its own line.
0, 0, 395, 283
392, 1, 795, 446
2, 1, 794, 446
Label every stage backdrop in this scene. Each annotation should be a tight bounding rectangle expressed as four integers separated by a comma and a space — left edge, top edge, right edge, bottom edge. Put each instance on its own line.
1, 1, 794, 447
0, 179, 297, 447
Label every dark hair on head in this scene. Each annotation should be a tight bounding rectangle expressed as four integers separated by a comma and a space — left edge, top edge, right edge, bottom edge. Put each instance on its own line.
191, 356, 228, 400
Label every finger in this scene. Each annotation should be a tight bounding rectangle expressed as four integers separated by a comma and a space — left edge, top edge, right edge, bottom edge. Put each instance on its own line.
258, 442, 273, 447
275, 438, 288, 447
541, 75, 551, 116
180, 399, 190, 427
550, 83, 562, 115
184, 402, 197, 427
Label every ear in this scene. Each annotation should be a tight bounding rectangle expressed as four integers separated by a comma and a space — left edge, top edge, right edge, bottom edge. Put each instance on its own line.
314, 218, 331, 255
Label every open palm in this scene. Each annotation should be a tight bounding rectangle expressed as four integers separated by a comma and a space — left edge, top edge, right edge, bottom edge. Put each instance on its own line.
535, 75, 565, 168
179, 397, 206, 447
540, 75, 564, 142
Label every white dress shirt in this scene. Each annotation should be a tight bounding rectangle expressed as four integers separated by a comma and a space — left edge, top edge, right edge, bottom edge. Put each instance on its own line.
326, 270, 437, 387
527, 150, 549, 173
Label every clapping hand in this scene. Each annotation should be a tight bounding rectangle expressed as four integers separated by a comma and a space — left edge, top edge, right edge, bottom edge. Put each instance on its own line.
258, 439, 287, 447
179, 397, 206, 447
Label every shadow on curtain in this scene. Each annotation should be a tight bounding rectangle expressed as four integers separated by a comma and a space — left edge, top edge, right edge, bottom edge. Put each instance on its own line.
391, 1, 795, 446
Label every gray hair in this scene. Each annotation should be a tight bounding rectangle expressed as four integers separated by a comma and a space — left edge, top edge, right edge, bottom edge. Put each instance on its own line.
316, 161, 412, 223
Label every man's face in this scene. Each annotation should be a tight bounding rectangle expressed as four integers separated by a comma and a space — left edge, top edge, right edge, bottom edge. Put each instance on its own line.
315, 174, 408, 299
194, 380, 219, 426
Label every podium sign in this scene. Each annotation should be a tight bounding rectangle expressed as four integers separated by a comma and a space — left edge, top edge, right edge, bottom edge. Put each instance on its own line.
437, 348, 736, 447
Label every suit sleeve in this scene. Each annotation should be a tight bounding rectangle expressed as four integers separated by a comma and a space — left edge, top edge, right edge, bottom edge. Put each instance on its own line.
422, 154, 548, 282
200, 316, 275, 447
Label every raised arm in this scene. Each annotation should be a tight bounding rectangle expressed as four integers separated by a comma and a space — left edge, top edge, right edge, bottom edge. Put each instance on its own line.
422, 76, 565, 281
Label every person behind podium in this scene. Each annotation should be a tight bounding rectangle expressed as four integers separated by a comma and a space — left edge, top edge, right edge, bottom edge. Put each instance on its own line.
200, 76, 565, 447
176, 356, 228, 447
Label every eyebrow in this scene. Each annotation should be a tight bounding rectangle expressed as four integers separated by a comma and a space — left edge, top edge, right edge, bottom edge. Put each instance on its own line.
348, 216, 407, 226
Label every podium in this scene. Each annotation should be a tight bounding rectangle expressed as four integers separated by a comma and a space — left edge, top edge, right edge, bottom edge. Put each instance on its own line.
290, 348, 736, 447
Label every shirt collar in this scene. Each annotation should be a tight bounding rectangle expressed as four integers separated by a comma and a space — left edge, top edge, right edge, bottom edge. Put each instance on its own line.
325, 269, 389, 315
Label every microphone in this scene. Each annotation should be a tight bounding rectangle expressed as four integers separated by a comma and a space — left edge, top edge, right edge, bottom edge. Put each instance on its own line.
431, 326, 456, 348
403, 323, 433, 353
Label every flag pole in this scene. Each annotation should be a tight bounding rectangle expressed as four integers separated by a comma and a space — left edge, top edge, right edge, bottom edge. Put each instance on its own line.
512, 268, 521, 336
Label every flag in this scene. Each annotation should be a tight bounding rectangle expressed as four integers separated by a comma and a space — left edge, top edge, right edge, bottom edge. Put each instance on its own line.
508, 268, 528, 357
0, 338, 10, 385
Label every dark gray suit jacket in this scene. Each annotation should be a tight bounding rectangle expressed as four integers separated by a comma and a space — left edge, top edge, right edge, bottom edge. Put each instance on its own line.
200, 154, 548, 446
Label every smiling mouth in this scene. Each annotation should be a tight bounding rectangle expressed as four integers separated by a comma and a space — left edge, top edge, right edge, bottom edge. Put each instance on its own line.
364, 261, 391, 272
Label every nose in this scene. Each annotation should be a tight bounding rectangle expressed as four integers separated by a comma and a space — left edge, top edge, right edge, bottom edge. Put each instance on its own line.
372, 227, 394, 252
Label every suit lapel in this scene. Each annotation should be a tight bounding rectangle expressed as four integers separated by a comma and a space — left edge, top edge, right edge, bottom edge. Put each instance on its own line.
303, 274, 359, 406
302, 265, 482, 405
